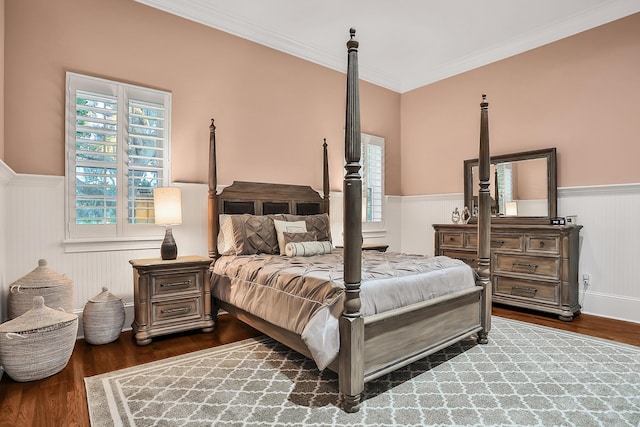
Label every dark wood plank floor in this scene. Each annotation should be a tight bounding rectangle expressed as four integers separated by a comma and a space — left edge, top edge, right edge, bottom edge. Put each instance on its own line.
1, 307, 638, 427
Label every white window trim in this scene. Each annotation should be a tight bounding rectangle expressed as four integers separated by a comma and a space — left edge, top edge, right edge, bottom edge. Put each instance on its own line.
64, 72, 171, 252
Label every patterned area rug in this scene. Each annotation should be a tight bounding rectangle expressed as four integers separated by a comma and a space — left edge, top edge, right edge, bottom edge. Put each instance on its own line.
85, 317, 640, 426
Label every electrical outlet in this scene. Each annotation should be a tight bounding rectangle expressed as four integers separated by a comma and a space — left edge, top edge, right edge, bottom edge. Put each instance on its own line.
582, 273, 590, 287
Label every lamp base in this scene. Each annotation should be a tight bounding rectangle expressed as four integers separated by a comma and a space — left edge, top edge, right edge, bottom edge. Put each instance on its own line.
161, 227, 178, 260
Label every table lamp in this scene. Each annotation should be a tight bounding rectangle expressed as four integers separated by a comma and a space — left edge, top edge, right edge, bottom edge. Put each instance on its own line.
154, 187, 182, 260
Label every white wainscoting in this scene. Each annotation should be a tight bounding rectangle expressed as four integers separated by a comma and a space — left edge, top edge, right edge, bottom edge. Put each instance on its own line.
399, 184, 640, 324
2, 173, 639, 330
2, 173, 209, 335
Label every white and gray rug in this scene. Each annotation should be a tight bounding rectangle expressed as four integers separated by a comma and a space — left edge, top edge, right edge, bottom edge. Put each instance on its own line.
85, 317, 640, 426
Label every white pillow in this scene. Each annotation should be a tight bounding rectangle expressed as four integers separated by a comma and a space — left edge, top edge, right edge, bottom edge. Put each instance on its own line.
285, 241, 333, 257
273, 220, 307, 254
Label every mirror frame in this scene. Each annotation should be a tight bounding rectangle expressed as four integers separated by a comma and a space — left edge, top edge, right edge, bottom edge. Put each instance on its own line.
464, 148, 557, 224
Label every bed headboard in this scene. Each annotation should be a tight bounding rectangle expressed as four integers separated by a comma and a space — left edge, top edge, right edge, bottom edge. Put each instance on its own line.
207, 120, 330, 258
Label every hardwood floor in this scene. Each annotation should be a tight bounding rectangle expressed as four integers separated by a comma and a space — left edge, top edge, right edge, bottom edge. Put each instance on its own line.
1, 308, 638, 427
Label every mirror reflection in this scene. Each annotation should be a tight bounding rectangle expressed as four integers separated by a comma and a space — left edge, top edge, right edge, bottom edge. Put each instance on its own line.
470, 158, 548, 217
464, 148, 557, 222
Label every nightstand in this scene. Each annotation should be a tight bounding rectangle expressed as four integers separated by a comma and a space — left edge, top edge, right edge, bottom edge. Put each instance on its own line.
130, 256, 214, 345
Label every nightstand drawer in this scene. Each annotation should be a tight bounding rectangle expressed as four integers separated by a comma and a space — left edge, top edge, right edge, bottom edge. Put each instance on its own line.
152, 271, 200, 297
493, 253, 559, 279
152, 297, 202, 323
526, 235, 560, 254
494, 276, 558, 304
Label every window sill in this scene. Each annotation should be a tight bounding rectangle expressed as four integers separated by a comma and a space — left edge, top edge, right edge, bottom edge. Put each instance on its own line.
63, 236, 163, 253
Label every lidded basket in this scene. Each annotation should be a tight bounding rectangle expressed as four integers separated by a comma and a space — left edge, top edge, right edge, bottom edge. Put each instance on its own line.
82, 287, 125, 345
8, 259, 74, 319
0, 296, 78, 382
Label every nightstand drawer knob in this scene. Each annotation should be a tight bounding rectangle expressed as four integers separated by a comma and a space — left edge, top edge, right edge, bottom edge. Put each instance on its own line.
161, 280, 192, 288
161, 306, 192, 314
512, 286, 538, 297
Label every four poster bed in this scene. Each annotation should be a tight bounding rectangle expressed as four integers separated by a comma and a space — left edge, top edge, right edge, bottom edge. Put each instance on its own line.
207, 29, 492, 412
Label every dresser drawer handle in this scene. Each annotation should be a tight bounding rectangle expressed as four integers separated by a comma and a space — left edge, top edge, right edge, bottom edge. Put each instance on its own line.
491, 240, 505, 245
456, 257, 476, 263
161, 306, 192, 314
539, 241, 545, 248
511, 286, 538, 297
160, 280, 192, 288
512, 262, 538, 272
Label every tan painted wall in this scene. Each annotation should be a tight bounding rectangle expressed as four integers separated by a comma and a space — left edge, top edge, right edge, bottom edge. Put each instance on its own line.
3, 0, 401, 194
401, 13, 640, 196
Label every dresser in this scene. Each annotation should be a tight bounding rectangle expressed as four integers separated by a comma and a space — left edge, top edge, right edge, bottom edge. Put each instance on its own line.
130, 256, 214, 345
433, 224, 582, 321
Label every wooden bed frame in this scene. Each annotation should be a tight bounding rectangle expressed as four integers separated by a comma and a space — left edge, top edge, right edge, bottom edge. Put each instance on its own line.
207, 28, 492, 413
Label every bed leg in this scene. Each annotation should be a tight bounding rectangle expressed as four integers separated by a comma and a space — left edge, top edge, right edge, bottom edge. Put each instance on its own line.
339, 315, 364, 413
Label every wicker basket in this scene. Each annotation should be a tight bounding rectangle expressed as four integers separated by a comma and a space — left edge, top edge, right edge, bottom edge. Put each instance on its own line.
8, 259, 74, 319
82, 287, 125, 345
0, 296, 78, 382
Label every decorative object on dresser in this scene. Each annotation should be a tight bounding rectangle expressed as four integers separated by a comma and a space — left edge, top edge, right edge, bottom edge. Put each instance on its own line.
130, 256, 214, 345
153, 187, 183, 260
0, 296, 78, 382
82, 287, 126, 345
434, 223, 582, 321
8, 259, 74, 319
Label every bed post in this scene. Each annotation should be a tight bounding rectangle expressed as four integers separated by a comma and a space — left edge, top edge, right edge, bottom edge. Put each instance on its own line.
477, 95, 492, 344
323, 138, 330, 214
208, 118, 219, 259
339, 28, 364, 413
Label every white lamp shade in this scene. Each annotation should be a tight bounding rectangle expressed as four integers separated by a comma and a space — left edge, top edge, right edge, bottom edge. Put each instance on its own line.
154, 187, 182, 225
505, 201, 518, 216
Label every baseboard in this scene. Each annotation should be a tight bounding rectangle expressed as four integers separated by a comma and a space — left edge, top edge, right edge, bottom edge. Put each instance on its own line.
581, 291, 640, 324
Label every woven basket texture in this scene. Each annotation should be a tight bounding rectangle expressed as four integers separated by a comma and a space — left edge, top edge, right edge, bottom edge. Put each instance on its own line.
8, 259, 74, 319
83, 287, 125, 345
0, 296, 78, 382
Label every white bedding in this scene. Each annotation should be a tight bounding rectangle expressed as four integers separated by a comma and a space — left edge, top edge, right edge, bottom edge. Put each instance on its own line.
211, 250, 476, 369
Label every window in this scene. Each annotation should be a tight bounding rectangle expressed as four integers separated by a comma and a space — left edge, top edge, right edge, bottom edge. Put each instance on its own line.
65, 72, 171, 241
361, 133, 384, 224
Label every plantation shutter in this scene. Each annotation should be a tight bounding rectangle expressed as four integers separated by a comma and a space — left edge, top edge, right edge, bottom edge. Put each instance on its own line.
361, 134, 385, 223
66, 72, 171, 241
74, 90, 119, 225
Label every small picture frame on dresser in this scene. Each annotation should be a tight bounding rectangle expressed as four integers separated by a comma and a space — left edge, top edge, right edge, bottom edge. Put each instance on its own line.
566, 215, 578, 226
550, 217, 566, 225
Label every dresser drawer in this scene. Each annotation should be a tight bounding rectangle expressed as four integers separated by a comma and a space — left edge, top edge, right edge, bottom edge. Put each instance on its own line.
151, 271, 200, 297
468, 233, 523, 251
493, 253, 559, 279
494, 276, 558, 304
440, 232, 464, 248
152, 297, 202, 323
526, 235, 560, 254
441, 250, 477, 268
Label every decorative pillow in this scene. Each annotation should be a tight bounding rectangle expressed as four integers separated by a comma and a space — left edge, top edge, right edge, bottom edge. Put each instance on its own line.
282, 231, 317, 246
283, 213, 332, 243
273, 220, 307, 254
217, 214, 279, 255
285, 241, 333, 257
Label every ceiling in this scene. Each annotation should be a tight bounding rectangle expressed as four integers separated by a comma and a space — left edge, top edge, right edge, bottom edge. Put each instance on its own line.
135, 0, 640, 93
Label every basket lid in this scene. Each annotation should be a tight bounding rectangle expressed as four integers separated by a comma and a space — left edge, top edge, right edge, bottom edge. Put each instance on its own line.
9, 259, 72, 290
0, 296, 77, 334
88, 287, 122, 303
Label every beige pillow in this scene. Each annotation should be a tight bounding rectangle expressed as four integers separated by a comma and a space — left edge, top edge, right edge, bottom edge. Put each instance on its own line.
273, 219, 307, 254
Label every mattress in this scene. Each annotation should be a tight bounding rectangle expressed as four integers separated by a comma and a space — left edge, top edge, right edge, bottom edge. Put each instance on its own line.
211, 250, 476, 369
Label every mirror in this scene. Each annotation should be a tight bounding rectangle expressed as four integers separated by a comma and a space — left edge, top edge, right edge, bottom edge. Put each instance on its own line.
464, 148, 557, 224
